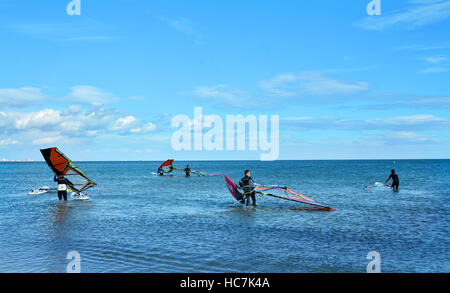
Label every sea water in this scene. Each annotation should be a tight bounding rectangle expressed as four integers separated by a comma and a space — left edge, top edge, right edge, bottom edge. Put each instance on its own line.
0, 160, 448, 272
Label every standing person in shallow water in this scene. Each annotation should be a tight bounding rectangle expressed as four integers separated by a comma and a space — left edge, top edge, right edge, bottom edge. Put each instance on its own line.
239, 170, 257, 206
184, 165, 191, 177
385, 169, 400, 192
54, 175, 73, 201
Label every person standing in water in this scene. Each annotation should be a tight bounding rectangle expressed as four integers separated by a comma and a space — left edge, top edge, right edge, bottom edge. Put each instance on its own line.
184, 165, 191, 177
54, 175, 73, 201
385, 169, 400, 192
239, 170, 257, 206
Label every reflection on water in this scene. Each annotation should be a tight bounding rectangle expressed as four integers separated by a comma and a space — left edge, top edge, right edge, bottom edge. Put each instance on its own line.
51, 202, 70, 226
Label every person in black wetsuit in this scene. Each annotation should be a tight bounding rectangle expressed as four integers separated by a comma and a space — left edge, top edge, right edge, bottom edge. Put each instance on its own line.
184, 165, 191, 177
239, 170, 257, 206
157, 167, 164, 176
385, 169, 400, 192
54, 175, 73, 201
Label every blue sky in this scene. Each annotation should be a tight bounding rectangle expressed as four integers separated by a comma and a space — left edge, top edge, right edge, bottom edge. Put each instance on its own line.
0, 0, 449, 161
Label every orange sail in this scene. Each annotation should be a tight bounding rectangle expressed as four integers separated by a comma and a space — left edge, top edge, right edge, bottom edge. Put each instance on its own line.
40, 147, 96, 192
159, 159, 174, 169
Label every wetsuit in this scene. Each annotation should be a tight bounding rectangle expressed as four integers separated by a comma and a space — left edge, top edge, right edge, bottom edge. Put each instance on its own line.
157, 167, 164, 176
388, 172, 400, 191
184, 167, 191, 177
54, 175, 72, 201
239, 176, 256, 206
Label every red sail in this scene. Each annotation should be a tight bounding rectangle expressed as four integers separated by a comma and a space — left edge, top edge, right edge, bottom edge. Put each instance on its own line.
159, 159, 174, 169
40, 147, 96, 192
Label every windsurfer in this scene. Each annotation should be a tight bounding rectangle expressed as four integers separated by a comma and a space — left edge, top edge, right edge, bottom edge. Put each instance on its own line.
157, 167, 164, 176
54, 175, 73, 201
385, 169, 399, 192
239, 170, 256, 206
184, 165, 191, 177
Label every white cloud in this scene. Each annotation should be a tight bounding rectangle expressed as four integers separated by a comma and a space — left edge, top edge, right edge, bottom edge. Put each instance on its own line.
58, 36, 113, 42
365, 96, 450, 109
417, 55, 450, 73
0, 87, 47, 108
408, 96, 450, 107
359, 0, 450, 30
0, 86, 122, 108
0, 138, 20, 146
11, 19, 114, 42
86, 130, 98, 136
283, 114, 449, 131
67, 86, 118, 106
418, 67, 449, 73
135, 149, 153, 153
392, 43, 450, 52
32, 136, 64, 145
390, 131, 438, 143
362, 131, 440, 146
110, 116, 139, 131
64, 105, 82, 114
375, 114, 445, 123
0, 107, 158, 144
367, 114, 448, 129
14, 109, 61, 130
190, 85, 252, 107
145, 135, 171, 142
130, 122, 157, 134
189, 72, 370, 108
160, 16, 203, 42
260, 72, 370, 98
164, 17, 196, 35
422, 55, 449, 64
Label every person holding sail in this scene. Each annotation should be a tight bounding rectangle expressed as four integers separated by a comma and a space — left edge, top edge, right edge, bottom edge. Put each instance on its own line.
184, 165, 191, 177
239, 170, 257, 206
157, 167, 164, 176
385, 169, 400, 192
54, 175, 73, 201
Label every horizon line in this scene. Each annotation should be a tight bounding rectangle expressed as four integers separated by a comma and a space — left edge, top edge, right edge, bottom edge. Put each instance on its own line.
1, 158, 449, 163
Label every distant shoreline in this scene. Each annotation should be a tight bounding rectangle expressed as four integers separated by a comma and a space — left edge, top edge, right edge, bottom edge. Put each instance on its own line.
0, 159, 34, 162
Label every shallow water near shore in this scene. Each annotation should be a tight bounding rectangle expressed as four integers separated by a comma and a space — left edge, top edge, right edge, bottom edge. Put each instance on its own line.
0, 160, 448, 272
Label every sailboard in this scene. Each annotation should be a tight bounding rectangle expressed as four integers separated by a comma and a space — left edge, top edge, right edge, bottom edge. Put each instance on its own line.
158, 160, 220, 177
157, 159, 175, 175
28, 189, 48, 196
173, 167, 220, 177
40, 148, 97, 196
27, 186, 57, 196
224, 175, 335, 211
366, 182, 393, 189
